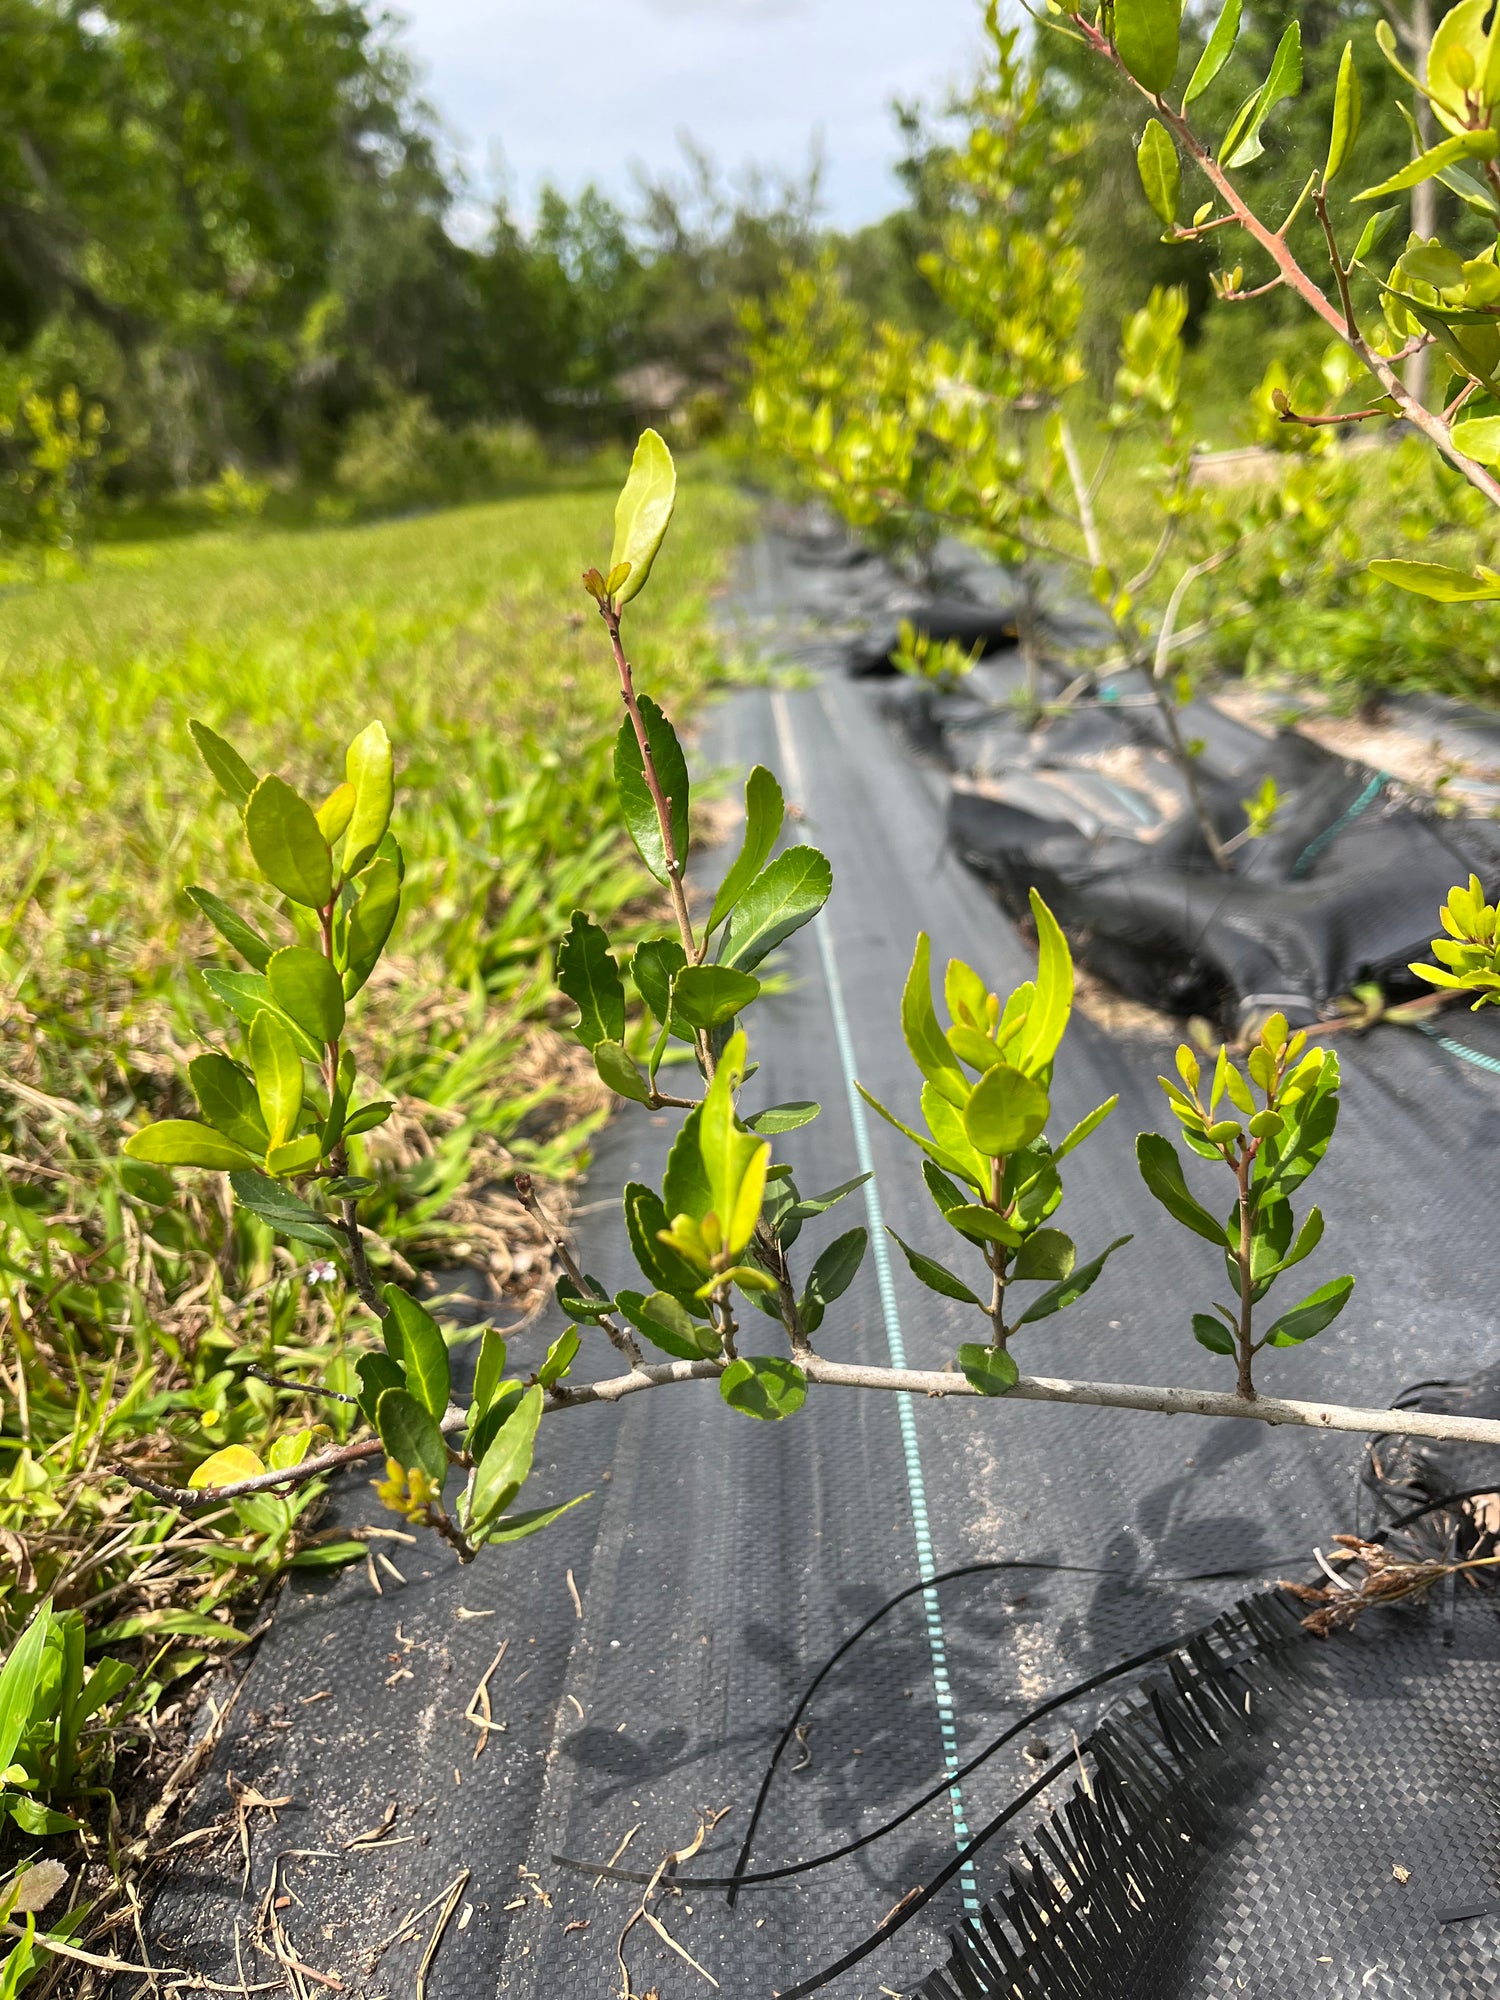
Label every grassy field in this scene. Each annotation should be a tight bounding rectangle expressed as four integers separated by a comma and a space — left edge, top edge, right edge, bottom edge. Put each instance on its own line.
0, 466, 751, 1964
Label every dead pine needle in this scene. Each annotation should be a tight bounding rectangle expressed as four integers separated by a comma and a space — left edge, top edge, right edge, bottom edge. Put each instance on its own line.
566, 1569, 583, 1620
465, 1638, 510, 1760
615, 1811, 727, 2000
415, 1870, 470, 2000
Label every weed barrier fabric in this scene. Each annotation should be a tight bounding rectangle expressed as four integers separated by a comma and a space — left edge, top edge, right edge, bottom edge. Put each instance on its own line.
132, 535, 1500, 1999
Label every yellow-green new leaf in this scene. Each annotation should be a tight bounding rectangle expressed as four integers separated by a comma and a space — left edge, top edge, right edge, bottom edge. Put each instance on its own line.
244, 775, 332, 910
1137, 119, 1180, 227
1450, 415, 1500, 464
902, 934, 969, 1108
1357, 127, 1500, 200
1017, 890, 1073, 1076
1368, 558, 1500, 600
963, 1064, 1051, 1159
250, 1009, 304, 1148
342, 721, 394, 877
1221, 22, 1302, 170
188, 1445, 266, 1492
1324, 42, 1361, 185
1183, 0, 1241, 104
315, 782, 356, 844
609, 430, 676, 609
1114, 0, 1182, 95
124, 1121, 262, 1171
267, 946, 345, 1045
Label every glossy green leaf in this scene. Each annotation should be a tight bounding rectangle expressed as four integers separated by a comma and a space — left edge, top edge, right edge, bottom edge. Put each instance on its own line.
609, 428, 676, 608
662, 1104, 712, 1224
229, 1169, 339, 1247
1015, 1235, 1132, 1325
536, 1327, 580, 1390
1114, 0, 1181, 94
614, 695, 689, 885
267, 946, 345, 1045
1053, 1095, 1118, 1163
1221, 22, 1302, 170
249, 1008, 303, 1148
356, 1352, 405, 1427
1137, 118, 1180, 226
555, 1275, 616, 1322
124, 1120, 261, 1172
1193, 1312, 1236, 1355
467, 1383, 543, 1528
316, 781, 356, 845
189, 720, 258, 809
342, 1100, 393, 1137
623, 1181, 708, 1304
1276, 1205, 1325, 1278
1358, 127, 1498, 199
617, 1288, 722, 1359
382, 1285, 451, 1418
723, 845, 832, 972
699, 1032, 770, 1255
902, 933, 969, 1109
0, 1604, 52, 1777
745, 1100, 820, 1134
1183, 0, 1241, 104
1019, 892, 1072, 1075
888, 1228, 983, 1305
709, 765, 785, 932
1367, 559, 1500, 601
631, 937, 688, 1026
188, 1053, 268, 1154
719, 1355, 807, 1420
799, 1226, 867, 1333
467, 1331, 508, 1424
943, 1203, 1023, 1249
1263, 1274, 1354, 1346
594, 1039, 653, 1104
342, 720, 394, 876
200, 969, 322, 1061
186, 885, 272, 972
376, 1387, 448, 1493
1324, 41, 1361, 185
1450, 415, 1500, 465
266, 1133, 322, 1175
342, 842, 404, 997
557, 911, 626, 1051
244, 775, 332, 910
671, 964, 761, 1030
958, 1344, 1019, 1396
786, 1173, 870, 1220
1012, 1228, 1075, 1282
964, 1063, 1050, 1158
1136, 1133, 1230, 1244
477, 1492, 593, 1545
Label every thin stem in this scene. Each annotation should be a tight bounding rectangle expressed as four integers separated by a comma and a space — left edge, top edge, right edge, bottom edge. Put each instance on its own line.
1057, 417, 1104, 571
600, 603, 697, 961
1234, 1150, 1257, 1400
513, 1172, 643, 1366
338, 1200, 387, 1319
753, 1218, 811, 1356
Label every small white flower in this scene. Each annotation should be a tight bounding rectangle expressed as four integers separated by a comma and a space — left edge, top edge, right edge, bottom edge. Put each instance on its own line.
306, 1260, 338, 1285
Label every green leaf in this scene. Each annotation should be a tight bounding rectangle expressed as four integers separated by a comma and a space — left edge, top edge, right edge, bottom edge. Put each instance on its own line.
698, 1031, 770, 1255
1350, 206, 1397, 262
671, 965, 761, 1030
342, 720, 394, 877
342, 1099, 393, 1137
624, 1181, 708, 1304
356, 1352, 404, 1426
1275, 1205, 1325, 1278
376, 1388, 449, 1493
229, 1169, 339, 1247
1451, 416, 1500, 466
615, 695, 689, 886
249, 1008, 303, 1148
124, 1120, 261, 1171
289, 1541, 368, 1570
887, 1228, 983, 1304
1114, 0, 1181, 94
477, 1493, 592, 1545
266, 947, 344, 1045
1053, 1095, 1118, 1163
200, 969, 322, 1061
188, 1053, 268, 1154
631, 938, 688, 1026
745, 1100, 819, 1134
609, 428, 676, 608
316, 781, 356, 844
1137, 118, 1180, 227
722, 845, 832, 972
0, 1604, 52, 1777
943, 1203, 1022, 1249
557, 911, 626, 1051
1193, 1312, 1236, 1355
244, 775, 333, 910
536, 1327, 580, 1390
1324, 41, 1361, 185
1183, 0, 1241, 104
186, 885, 272, 972
1016, 1235, 1131, 1325
901, 933, 969, 1109
469, 1331, 507, 1422
786, 1173, 870, 1220
555, 1275, 616, 1321
720, 1355, 807, 1420
1357, 127, 1499, 199
594, 1039, 653, 1104
266, 1133, 322, 1175
616, 1288, 721, 1359
1368, 558, 1500, 601
1136, 1133, 1230, 1245
342, 841, 404, 997
1021, 894, 1074, 1074
1263, 1274, 1354, 1347
467, 1383, 543, 1529
382, 1286, 450, 1419
799, 1227, 867, 1334
5, 1796, 78, 1836
958, 1344, 1019, 1396
964, 1063, 1050, 1158
1221, 22, 1302, 170
189, 720, 258, 809
663, 1104, 712, 1224
708, 765, 785, 932
1012, 1228, 1075, 1282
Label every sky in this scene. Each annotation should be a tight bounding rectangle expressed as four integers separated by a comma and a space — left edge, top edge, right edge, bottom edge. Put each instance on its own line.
388, 0, 990, 235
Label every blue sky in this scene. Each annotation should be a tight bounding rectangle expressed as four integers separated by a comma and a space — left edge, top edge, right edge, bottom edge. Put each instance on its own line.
390, 0, 990, 232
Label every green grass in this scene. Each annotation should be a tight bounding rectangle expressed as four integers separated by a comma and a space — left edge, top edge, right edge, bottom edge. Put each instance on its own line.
0, 466, 752, 1939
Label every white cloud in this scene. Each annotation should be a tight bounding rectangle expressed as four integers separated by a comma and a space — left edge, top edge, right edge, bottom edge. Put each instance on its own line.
390, 0, 987, 228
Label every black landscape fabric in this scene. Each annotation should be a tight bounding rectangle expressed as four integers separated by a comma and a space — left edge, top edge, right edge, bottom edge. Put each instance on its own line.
132, 531, 1500, 1999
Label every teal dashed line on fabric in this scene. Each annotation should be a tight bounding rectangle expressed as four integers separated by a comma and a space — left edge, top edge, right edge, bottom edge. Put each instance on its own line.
812, 912, 983, 1916
1289, 770, 1390, 880
1422, 1024, 1500, 1079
